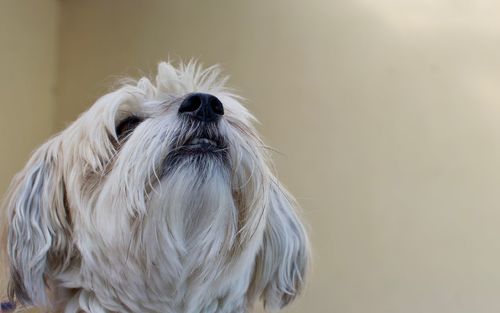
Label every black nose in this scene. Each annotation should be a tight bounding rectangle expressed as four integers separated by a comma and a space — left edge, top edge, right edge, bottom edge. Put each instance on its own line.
178, 93, 224, 122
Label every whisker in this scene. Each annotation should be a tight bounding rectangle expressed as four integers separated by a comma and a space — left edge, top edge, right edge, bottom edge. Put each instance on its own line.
260, 145, 285, 156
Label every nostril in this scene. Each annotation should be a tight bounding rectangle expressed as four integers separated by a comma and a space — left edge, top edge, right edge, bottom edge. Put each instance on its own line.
179, 94, 202, 113
210, 97, 224, 116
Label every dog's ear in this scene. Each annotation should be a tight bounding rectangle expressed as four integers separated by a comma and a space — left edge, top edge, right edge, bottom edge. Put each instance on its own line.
3, 139, 71, 306
250, 180, 310, 310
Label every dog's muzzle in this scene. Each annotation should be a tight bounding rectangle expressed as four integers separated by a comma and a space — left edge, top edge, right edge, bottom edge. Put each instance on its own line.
173, 93, 227, 155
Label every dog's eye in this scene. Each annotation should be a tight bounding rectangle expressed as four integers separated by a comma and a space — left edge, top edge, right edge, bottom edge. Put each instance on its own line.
116, 116, 143, 140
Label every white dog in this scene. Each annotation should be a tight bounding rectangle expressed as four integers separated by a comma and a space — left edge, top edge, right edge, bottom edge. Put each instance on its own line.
1, 62, 310, 313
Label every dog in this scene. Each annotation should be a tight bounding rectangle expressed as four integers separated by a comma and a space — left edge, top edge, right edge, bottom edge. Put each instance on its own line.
1, 62, 310, 313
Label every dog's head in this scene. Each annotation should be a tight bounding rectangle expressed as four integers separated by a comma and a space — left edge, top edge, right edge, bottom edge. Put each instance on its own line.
3, 62, 309, 312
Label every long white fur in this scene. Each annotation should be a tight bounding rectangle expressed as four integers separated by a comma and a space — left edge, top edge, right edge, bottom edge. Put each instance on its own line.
2, 61, 310, 313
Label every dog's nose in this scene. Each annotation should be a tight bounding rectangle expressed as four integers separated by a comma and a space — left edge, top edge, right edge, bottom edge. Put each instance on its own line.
178, 93, 224, 122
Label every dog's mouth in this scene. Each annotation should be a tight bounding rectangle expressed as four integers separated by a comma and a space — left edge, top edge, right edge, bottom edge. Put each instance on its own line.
184, 137, 220, 151
177, 130, 227, 154
161, 122, 228, 176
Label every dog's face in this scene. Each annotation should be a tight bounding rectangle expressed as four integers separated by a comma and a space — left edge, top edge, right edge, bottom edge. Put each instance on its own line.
3, 62, 309, 313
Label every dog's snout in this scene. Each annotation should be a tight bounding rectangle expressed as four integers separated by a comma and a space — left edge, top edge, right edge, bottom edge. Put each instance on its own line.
178, 93, 224, 122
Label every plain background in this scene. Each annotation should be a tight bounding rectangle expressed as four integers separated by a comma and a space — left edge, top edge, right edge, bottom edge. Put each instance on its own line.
3, 0, 500, 312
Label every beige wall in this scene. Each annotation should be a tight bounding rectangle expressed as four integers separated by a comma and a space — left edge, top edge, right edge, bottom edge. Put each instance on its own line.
4, 0, 500, 312
0, 0, 59, 304
0, 0, 59, 198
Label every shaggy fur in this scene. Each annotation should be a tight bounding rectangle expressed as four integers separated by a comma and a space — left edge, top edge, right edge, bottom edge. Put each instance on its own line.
1, 62, 310, 313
